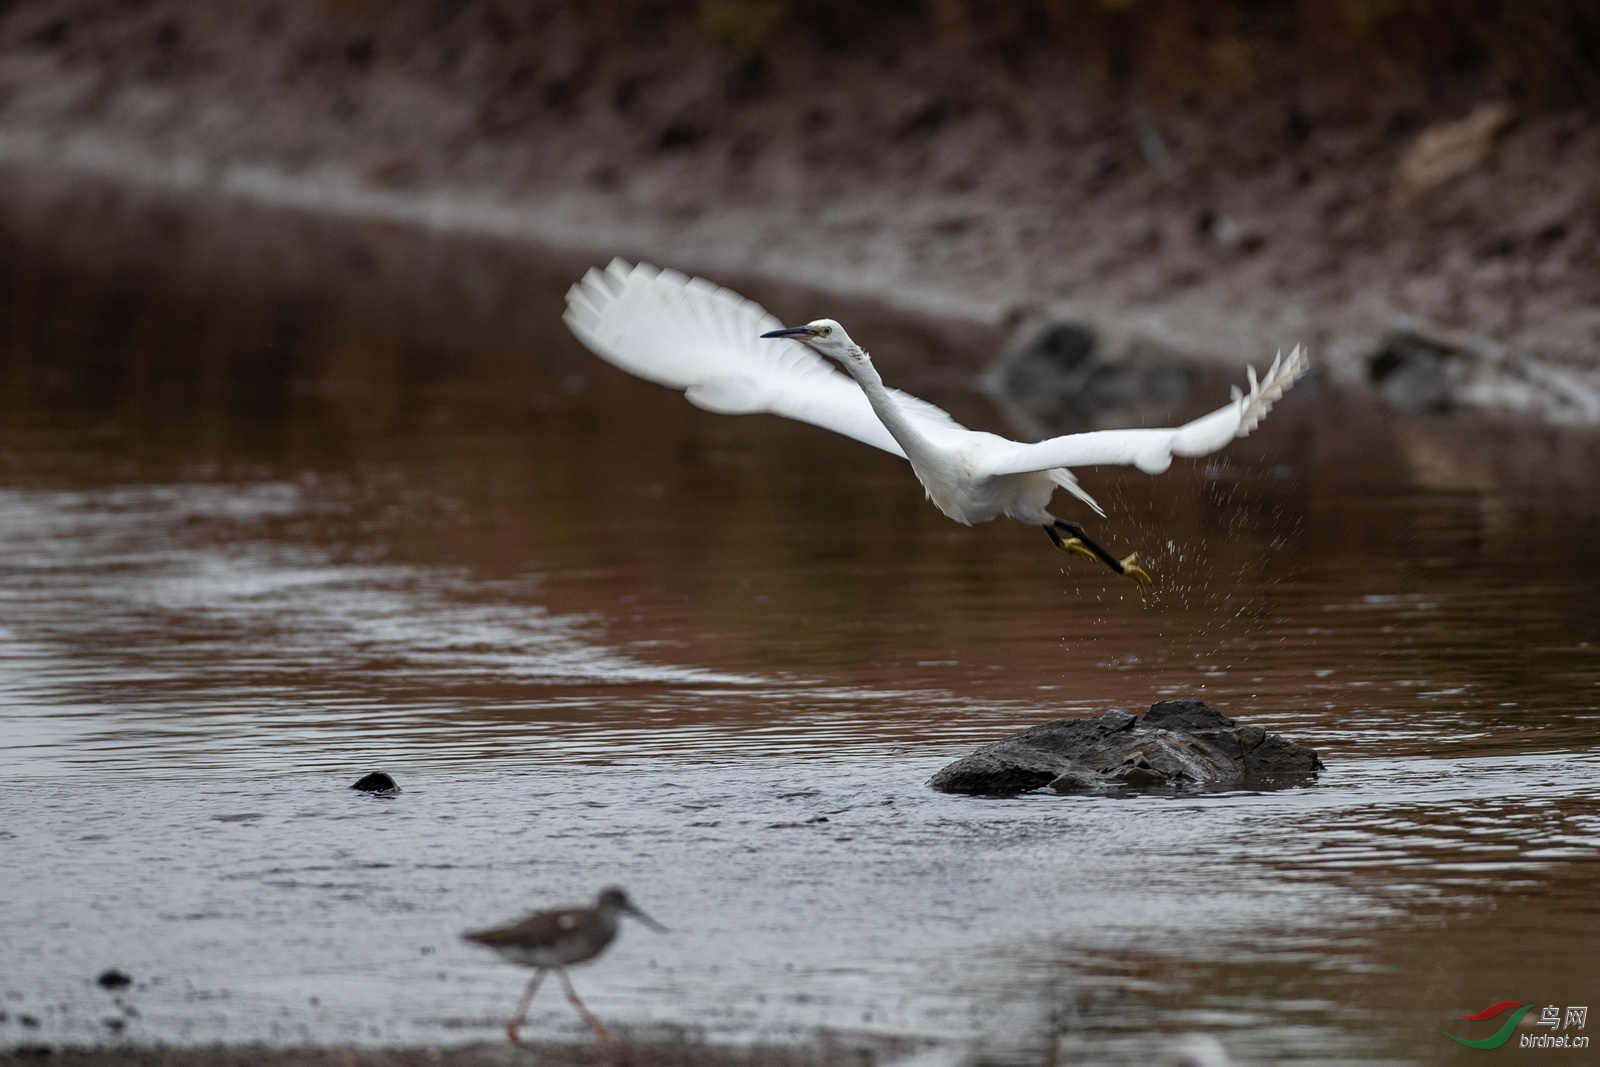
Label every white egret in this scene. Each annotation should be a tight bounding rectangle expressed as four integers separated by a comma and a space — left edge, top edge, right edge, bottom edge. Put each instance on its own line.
564, 260, 1309, 591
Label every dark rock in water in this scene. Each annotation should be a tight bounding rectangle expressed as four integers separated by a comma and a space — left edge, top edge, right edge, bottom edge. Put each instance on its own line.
983, 315, 1194, 437
930, 708, 1137, 796
1365, 314, 1600, 422
1142, 697, 1234, 732
929, 700, 1321, 797
350, 771, 400, 793
95, 969, 132, 990
1367, 315, 1501, 414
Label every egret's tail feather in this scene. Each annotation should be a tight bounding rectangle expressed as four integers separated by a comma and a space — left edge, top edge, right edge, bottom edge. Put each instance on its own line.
1235, 345, 1308, 438
1047, 468, 1106, 518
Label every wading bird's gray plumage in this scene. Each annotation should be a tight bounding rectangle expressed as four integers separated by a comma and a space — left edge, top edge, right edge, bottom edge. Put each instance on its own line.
464, 887, 665, 1046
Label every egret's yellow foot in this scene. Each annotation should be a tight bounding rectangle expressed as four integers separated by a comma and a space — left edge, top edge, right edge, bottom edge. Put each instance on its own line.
1058, 537, 1099, 563
1119, 553, 1153, 594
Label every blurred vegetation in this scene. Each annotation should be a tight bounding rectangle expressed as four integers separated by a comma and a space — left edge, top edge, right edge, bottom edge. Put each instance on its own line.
303, 0, 1600, 110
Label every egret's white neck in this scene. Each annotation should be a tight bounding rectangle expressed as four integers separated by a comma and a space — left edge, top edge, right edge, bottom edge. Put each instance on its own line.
837, 346, 940, 467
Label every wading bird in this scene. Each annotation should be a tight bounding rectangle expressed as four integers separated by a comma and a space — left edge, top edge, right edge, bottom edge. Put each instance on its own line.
463, 886, 666, 1045
565, 261, 1308, 591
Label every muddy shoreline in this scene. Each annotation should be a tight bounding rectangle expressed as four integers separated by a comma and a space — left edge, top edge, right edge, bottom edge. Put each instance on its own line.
2, 4, 1599, 423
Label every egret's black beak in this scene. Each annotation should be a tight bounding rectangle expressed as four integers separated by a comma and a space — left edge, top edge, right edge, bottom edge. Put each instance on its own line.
760, 326, 815, 339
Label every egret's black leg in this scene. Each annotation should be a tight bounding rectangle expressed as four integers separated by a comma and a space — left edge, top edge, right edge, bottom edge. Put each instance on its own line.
1049, 520, 1153, 593
1044, 523, 1098, 562
1050, 520, 1123, 573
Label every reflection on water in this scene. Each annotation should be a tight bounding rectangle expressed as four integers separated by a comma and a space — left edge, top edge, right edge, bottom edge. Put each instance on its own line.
0, 231, 1598, 1064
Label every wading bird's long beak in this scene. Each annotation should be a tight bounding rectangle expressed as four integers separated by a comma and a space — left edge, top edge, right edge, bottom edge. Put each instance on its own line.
627, 904, 668, 933
760, 325, 815, 339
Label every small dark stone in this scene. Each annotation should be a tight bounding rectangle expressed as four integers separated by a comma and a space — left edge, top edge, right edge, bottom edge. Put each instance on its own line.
350, 771, 400, 793
12, 1044, 53, 1058
102, 1017, 125, 1033
19, 1015, 40, 1028
931, 698, 1321, 796
95, 969, 132, 990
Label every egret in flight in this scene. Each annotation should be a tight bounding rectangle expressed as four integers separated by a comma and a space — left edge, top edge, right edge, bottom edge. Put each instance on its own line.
565, 261, 1308, 592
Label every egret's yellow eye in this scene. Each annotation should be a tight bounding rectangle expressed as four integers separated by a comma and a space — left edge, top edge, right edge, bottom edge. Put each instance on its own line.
817, 325, 832, 338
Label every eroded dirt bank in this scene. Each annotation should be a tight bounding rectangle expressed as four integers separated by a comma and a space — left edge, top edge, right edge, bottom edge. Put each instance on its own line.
0, 1, 1597, 421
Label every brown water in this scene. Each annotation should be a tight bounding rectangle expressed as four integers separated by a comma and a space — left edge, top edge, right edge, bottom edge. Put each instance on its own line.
1, 240, 1598, 1066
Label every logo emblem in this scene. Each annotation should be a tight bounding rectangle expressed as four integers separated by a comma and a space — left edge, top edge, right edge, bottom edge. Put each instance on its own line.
1447, 1001, 1534, 1049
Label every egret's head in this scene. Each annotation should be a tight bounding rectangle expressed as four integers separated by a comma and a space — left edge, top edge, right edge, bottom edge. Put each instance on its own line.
760, 318, 862, 364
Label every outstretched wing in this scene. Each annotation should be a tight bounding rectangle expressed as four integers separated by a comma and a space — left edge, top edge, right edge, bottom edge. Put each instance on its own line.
977, 346, 1309, 478
564, 260, 966, 458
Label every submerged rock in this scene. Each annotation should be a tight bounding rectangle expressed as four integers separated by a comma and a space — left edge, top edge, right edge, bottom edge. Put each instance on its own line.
350, 771, 400, 794
983, 315, 1194, 438
1366, 314, 1600, 424
929, 698, 1321, 797
1367, 315, 1497, 414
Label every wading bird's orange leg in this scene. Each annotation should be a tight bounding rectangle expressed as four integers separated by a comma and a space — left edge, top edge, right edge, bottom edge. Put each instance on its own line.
505, 968, 547, 1045
557, 968, 618, 1045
